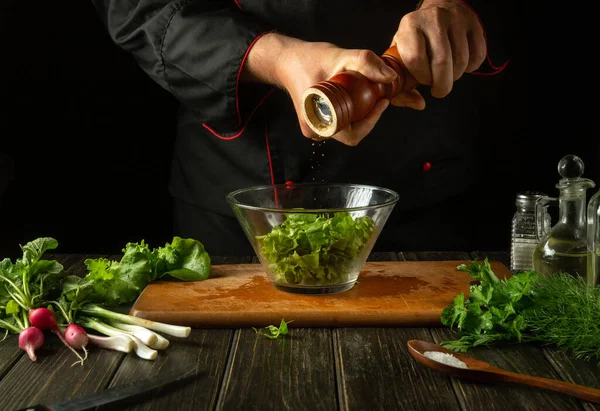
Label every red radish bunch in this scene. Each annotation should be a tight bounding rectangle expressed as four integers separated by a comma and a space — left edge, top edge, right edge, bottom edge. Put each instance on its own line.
29, 307, 87, 365
18, 327, 44, 361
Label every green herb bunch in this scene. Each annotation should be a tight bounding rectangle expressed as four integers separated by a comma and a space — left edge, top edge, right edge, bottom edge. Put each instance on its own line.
440, 259, 538, 352
440, 259, 600, 363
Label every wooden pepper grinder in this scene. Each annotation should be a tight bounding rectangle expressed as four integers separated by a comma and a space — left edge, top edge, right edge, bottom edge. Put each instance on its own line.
301, 45, 418, 138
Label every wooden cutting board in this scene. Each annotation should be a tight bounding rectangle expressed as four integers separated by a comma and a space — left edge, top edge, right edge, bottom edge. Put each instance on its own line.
129, 260, 510, 328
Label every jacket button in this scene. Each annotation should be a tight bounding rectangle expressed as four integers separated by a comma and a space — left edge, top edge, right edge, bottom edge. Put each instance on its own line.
422, 162, 432, 172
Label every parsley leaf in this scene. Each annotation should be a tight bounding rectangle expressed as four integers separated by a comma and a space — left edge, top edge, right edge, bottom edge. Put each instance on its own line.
440, 258, 537, 352
253, 319, 293, 339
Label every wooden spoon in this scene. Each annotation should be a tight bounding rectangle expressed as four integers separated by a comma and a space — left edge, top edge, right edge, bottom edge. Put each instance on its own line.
407, 339, 600, 404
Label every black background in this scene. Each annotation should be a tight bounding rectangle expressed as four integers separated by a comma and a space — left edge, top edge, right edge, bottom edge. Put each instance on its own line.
0, 0, 179, 258
0, 1, 597, 259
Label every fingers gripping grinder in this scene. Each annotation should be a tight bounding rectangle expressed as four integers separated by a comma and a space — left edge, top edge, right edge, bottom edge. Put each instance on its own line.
301, 45, 418, 138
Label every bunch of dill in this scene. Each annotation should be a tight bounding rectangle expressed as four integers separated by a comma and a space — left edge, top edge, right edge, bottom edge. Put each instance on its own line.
523, 273, 600, 362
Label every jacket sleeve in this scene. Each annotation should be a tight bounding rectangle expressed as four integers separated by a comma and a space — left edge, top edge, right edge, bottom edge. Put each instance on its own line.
90, 0, 273, 131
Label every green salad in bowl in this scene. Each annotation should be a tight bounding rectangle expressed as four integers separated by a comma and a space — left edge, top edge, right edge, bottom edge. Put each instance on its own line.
256, 212, 376, 286
227, 183, 399, 294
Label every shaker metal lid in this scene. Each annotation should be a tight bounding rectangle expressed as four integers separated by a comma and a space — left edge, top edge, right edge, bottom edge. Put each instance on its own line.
516, 191, 547, 206
516, 191, 546, 200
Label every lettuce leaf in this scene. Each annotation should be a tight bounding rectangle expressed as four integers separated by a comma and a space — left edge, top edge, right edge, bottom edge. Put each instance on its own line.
62, 237, 211, 306
153, 236, 211, 281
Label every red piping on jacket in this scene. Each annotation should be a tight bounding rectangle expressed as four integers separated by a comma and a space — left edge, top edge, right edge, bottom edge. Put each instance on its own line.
202, 88, 274, 140
202, 28, 273, 140
264, 121, 276, 186
264, 120, 280, 206
458, 0, 508, 75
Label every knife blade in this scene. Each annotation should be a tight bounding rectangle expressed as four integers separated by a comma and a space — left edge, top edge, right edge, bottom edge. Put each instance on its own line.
16, 367, 202, 411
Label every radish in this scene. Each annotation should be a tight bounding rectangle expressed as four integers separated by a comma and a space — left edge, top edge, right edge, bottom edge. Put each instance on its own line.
29, 307, 86, 366
64, 323, 89, 363
29, 307, 59, 331
18, 327, 44, 361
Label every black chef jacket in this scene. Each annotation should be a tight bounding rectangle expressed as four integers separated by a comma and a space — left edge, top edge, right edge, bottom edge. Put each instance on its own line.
89, 0, 526, 255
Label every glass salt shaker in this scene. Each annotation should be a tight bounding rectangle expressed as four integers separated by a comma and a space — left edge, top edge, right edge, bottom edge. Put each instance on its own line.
510, 191, 547, 272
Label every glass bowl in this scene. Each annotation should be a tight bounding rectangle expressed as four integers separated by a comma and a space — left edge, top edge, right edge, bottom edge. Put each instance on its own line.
226, 183, 399, 295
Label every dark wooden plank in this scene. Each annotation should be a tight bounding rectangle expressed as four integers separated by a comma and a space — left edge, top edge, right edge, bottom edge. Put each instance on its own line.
101, 329, 234, 411
0, 254, 130, 411
0, 252, 243, 410
46, 253, 88, 270
0, 323, 124, 410
400, 251, 471, 261
217, 328, 337, 411
72, 254, 106, 275
541, 351, 600, 411
430, 328, 584, 410
0, 334, 21, 380
336, 251, 458, 410
471, 251, 600, 411
336, 327, 460, 411
406, 251, 584, 410
95, 252, 236, 408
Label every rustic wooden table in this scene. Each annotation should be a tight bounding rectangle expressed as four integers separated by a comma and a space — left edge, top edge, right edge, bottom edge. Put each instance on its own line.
0, 250, 598, 411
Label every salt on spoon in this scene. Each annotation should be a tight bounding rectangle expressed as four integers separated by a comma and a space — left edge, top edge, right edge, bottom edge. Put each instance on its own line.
423, 351, 468, 369
408, 340, 600, 404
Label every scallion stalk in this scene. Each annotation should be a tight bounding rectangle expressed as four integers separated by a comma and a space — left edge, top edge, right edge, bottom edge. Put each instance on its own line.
80, 304, 191, 338
79, 316, 157, 360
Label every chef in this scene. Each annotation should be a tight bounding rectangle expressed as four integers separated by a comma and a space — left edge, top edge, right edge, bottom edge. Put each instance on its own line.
89, 0, 521, 255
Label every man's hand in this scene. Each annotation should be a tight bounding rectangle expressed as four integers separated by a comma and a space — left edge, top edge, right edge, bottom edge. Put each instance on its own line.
244, 33, 401, 146
243, 0, 486, 146
390, 0, 486, 107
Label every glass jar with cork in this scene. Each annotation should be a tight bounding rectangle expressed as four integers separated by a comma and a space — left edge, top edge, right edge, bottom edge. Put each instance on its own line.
533, 155, 596, 280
